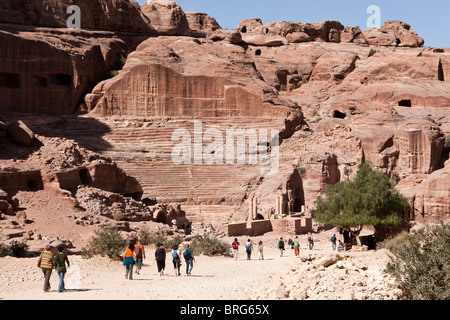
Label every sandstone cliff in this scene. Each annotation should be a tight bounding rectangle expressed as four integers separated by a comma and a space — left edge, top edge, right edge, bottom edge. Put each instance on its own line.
1, 0, 449, 231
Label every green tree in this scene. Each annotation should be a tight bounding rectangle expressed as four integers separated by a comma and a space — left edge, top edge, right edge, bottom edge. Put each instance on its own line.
385, 223, 450, 300
314, 162, 409, 244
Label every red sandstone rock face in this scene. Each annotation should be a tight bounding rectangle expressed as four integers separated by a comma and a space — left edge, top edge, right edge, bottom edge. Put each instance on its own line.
0, 0, 155, 34
0, 24, 131, 115
85, 36, 295, 118
1, 1, 449, 226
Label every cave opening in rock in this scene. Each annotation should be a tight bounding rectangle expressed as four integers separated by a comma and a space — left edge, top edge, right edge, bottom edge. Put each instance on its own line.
0, 72, 20, 89
333, 110, 347, 119
438, 59, 445, 81
49, 73, 72, 86
255, 213, 265, 220
27, 180, 37, 190
241, 26, 247, 33
398, 99, 412, 107
287, 169, 306, 214
79, 168, 92, 184
255, 49, 262, 56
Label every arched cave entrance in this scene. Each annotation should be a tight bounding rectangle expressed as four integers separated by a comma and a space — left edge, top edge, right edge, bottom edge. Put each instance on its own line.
255, 213, 265, 220
287, 169, 306, 214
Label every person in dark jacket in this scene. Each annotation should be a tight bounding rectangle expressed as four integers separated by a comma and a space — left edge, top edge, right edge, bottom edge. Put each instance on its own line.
155, 243, 166, 276
54, 245, 70, 292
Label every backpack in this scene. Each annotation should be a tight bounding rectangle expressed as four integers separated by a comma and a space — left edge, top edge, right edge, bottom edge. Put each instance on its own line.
135, 244, 142, 257
245, 243, 252, 253
173, 250, 179, 259
233, 241, 239, 249
183, 249, 192, 260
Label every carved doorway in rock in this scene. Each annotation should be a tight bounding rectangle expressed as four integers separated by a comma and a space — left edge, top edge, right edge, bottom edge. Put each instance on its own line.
287, 169, 305, 214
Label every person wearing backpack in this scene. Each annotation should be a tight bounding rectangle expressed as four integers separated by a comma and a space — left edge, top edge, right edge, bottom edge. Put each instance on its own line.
183, 244, 195, 276
172, 245, 182, 276
331, 234, 337, 251
245, 239, 253, 260
54, 245, 70, 292
231, 238, 240, 260
134, 240, 146, 275
277, 237, 285, 257
293, 236, 300, 257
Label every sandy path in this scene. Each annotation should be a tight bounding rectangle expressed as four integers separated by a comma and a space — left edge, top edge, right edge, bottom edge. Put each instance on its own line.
0, 243, 305, 300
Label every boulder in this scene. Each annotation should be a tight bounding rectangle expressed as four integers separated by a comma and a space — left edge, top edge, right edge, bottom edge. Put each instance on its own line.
5, 120, 35, 146
208, 29, 242, 44
315, 254, 341, 267
237, 18, 263, 33
363, 21, 424, 47
382, 21, 424, 47
241, 34, 288, 47
286, 32, 311, 43
140, 0, 190, 35
185, 12, 221, 32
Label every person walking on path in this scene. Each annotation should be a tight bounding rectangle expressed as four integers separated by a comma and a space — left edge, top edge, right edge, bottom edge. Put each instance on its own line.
308, 232, 314, 250
245, 239, 253, 260
54, 245, 70, 292
123, 242, 135, 280
183, 244, 195, 276
331, 234, 337, 251
293, 236, 300, 257
155, 243, 166, 276
172, 245, 182, 276
257, 241, 264, 260
277, 237, 285, 257
134, 240, 146, 275
37, 245, 55, 292
231, 238, 240, 260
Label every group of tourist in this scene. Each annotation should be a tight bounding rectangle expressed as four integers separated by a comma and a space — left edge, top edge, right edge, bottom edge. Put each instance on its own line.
36, 232, 346, 292
231, 232, 345, 261
123, 240, 196, 280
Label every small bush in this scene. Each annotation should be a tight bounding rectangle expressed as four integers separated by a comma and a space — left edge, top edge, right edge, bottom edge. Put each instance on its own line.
9, 240, 29, 257
137, 228, 183, 249
385, 223, 450, 300
137, 227, 153, 245
113, 211, 124, 221
368, 49, 377, 57
0, 239, 28, 257
0, 242, 10, 257
82, 227, 127, 261
376, 231, 409, 253
190, 234, 231, 256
